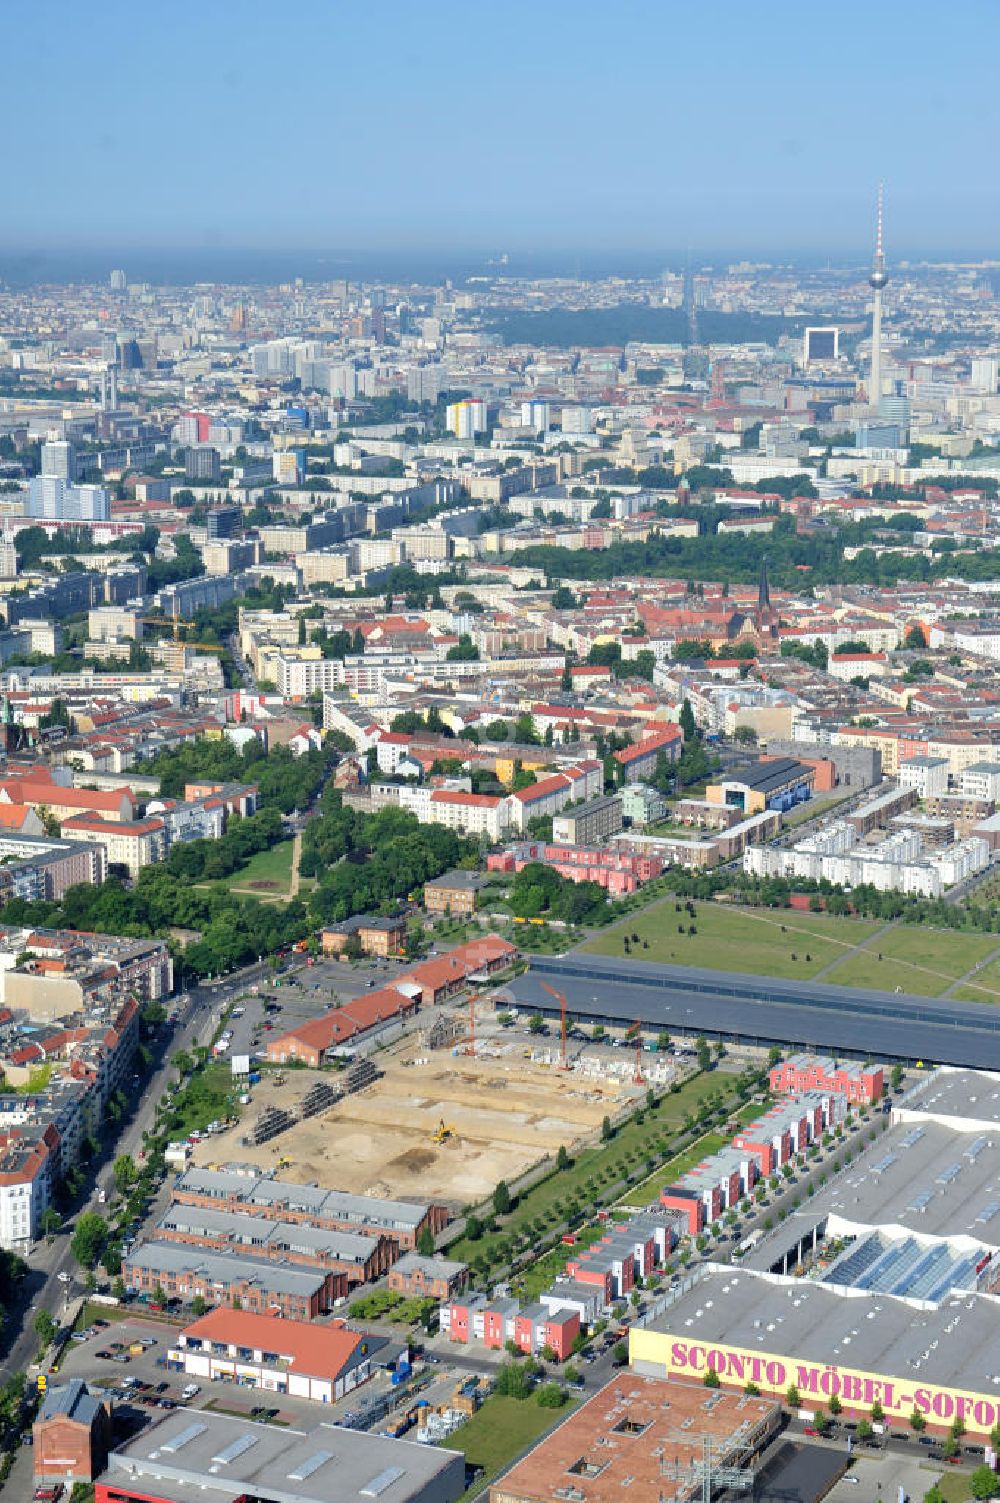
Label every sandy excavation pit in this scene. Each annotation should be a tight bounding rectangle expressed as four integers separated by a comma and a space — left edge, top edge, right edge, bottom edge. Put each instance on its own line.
194, 1036, 631, 1204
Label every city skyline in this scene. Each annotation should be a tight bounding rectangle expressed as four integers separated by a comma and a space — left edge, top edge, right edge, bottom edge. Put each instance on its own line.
3, 0, 999, 264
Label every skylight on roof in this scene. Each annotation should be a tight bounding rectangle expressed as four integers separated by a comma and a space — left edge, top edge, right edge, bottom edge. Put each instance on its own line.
289, 1449, 335, 1482
160, 1422, 208, 1454
362, 1466, 406, 1497
212, 1433, 259, 1465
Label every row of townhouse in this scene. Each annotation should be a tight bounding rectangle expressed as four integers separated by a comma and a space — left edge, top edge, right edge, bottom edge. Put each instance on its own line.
171, 1166, 448, 1255
440, 1211, 680, 1354
770, 1052, 884, 1104
123, 1241, 338, 1319
152, 1203, 392, 1286
564, 1210, 678, 1303
440, 1293, 580, 1361
662, 1092, 846, 1235
731, 1092, 847, 1176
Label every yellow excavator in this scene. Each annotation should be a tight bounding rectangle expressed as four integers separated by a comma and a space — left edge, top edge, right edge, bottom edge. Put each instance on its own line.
431, 1119, 456, 1144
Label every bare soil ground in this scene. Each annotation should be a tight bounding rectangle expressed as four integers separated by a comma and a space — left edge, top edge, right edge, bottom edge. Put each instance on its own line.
193, 1033, 629, 1205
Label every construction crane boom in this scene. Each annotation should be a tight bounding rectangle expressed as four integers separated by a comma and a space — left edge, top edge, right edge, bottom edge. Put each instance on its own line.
539, 981, 569, 1070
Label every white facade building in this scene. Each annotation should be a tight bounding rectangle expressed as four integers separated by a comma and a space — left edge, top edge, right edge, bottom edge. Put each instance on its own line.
899, 756, 949, 799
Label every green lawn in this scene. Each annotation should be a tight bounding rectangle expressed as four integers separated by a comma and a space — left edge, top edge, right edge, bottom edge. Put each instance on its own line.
516, 1222, 609, 1302
219, 840, 295, 896
582, 899, 881, 980
823, 926, 1000, 997
616, 1131, 728, 1207
448, 1072, 737, 1268
928, 1469, 975, 1503
156, 1062, 242, 1142
442, 1395, 574, 1491
73, 1301, 133, 1332
946, 948, 1000, 1004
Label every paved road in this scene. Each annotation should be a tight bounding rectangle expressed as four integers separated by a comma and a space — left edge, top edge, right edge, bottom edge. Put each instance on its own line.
227, 632, 256, 690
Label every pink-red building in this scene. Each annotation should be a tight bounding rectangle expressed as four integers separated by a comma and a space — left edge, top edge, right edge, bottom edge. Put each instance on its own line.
440, 1293, 579, 1358
732, 1094, 836, 1175
661, 1148, 758, 1235
769, 1053, 883, 1104
487, 841, 664, 894
513, 1305, 579, 1361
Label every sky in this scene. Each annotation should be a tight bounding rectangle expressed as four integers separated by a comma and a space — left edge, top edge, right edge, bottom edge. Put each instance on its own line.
3, 0, 998, 266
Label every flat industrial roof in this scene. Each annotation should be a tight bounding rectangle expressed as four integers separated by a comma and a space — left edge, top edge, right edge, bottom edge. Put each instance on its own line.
509, 954, 1000, 1069
720, 758, 809, 793
639, 1270, 1000, 1398
736, 1103, 1000, 1268
899, 1067, 1000, 1131
494, 1374, 778, 1503
814, 1117, 1000, 1248
101, 1410, 465, 1503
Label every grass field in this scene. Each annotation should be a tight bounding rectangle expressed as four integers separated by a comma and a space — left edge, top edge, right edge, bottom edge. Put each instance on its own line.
220, 840, 295, 896
947, 948, 1000, 1004
448, 1072, 734, 1267
442, 1394, 574, 1491
928, 1471, 976, 1503
822, 926, 1000, 997
582, 899, 881, 980
73, 1302, 133, 1332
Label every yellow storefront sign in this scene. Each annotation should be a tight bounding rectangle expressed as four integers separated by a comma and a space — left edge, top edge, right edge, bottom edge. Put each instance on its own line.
630, 1327, 1000, 1435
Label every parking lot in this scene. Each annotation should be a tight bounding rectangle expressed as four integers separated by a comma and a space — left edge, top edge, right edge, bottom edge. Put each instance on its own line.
54, 1312, 472, 1439
212, 954, 412, 1063
823, 1450, 949, 1503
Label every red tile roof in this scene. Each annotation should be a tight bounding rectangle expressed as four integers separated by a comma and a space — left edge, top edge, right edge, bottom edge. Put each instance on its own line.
429, 791, 503, 809
180, 1307, 367, 1382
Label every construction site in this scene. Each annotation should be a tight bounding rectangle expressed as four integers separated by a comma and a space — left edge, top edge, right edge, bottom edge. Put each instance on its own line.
192, 1005, 634, 1206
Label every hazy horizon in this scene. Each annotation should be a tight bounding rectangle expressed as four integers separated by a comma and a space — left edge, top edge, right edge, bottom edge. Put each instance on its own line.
0, 244, 996, 292
5, 0, 999, 268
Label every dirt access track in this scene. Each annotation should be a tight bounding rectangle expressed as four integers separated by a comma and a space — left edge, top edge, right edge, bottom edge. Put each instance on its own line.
193, 1035, 630, 1206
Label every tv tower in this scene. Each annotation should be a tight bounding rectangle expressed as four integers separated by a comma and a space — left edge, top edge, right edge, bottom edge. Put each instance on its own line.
683, 252, 699, 348
868, 184, 888, 411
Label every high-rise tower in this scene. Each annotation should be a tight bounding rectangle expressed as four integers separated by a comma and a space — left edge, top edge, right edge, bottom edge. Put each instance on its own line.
683, 255, 699, 348
868, 184, 888, 411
